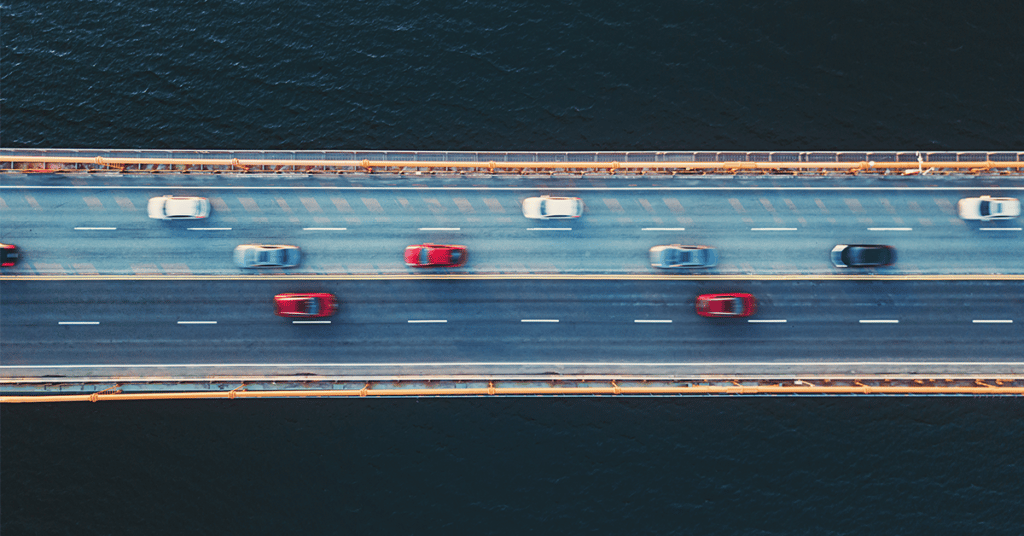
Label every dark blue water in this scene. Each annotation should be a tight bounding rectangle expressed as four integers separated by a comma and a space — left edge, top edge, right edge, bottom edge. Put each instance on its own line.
2, 1, 1024, 533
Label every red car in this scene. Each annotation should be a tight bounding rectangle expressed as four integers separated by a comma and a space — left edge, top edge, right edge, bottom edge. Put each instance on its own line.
404, 243, 467, 267
695, 293, 756, 318
274, 293, 338, 318
1, 243, 18, 267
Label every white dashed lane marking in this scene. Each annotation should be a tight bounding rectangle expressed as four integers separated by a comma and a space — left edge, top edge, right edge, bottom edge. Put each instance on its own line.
59, 322, 100, 325
304, 227, 347, 231
177, 321, 217, 325
751, 228, 797, 231
973, 319, 1013, 324
980, 228, 1021, 231
859, 319, 899, 324
408, 320, 447, 323
749, 319, 787, 323
868, 227, 912, 231
74, 227, 117, 230
634, 319, 672, 323
419, 228, 460, 231
642, 228, 685, 231
522, 319, 559, 323
293, 321, 331, 324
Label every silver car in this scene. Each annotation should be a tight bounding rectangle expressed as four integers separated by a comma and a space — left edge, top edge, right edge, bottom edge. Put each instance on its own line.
649, 245, 718, 268
234, 244, 301, 268
522, 196, 584, 219
147, 195, 211, 219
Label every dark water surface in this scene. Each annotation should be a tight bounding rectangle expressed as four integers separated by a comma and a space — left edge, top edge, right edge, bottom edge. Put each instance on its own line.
2, 1, 1024, 534
3, 399, 1023, 535
3, 0, 1023, 150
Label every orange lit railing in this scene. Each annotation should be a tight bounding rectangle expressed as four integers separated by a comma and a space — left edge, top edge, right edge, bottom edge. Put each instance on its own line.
2, 149, 1022, 175
2, 377, 1022, 402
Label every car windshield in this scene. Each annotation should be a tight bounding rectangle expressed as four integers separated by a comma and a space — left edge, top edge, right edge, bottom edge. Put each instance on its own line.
303, 298, 319, 314
979, 200, 990, 216
450, 250, 462, 262
419, 248, 430, 264
539, 200, 548, 216
723, 298, 739, 313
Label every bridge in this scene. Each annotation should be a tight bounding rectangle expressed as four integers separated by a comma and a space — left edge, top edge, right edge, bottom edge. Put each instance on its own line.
2, 149, 1022, 401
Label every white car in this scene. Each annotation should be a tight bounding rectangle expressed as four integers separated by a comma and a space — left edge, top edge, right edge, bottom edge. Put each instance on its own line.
148, 196, 211, 219
234, 244, 301, 268
957, 196, 1020, 221
522, 196, 584, 219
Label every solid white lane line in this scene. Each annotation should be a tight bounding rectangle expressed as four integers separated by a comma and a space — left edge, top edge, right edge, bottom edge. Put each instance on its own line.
74, 227, 116, 230
973, 319, 1013, 324
419, 227, 461, 231
859, 319, 899, 324
522, 319, 559, 323
751, 227, 797, 231
642, 228, 686, 231
868, 227, 912, 231
177, 321, 217, 324
408, 319, 447, 323
58, 321, 100, 325
980, 228, 1021, 231
188, 227, 232, 231
528, 228, 572, 231
634, 319, 672, 323
293, 320, 332, 324
303, 227, 347, 231
748, 319, 787, 323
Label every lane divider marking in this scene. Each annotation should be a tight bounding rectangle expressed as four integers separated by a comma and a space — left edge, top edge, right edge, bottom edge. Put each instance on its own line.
6, 274, 1024, 282
528, 228, 572, 231
293, 320, 332, 324
188, 227, 232, 231
74, 227, 116, 230
303, 227, 347, 231
634, 319, 672, 323
859, 319, 899, 324
751, 228, 798, 231
419, 227, 461, 231
642, 228, 685, 231
177, 321, 217, 324
408, 319, 447, 323
868, 227, 912, 231
58, 321, 100, 325
980, 228, 1021, 231
749, 319, 787, 323
522, 319, 559, 323
973, 319, 1013, 324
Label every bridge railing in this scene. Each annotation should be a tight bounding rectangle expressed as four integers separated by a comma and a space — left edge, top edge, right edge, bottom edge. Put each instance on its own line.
1, 149, 1022, 174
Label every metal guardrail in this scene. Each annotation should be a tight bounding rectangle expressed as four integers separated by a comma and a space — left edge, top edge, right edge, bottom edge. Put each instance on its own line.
2, 377, 1023, 402
2, 149, 1022, 174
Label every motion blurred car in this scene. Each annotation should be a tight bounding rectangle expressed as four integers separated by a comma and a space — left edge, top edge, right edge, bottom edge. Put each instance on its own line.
147, 195, 211, 219
0, 243, 19, 267
649, 245, 718, 268
405, 243, 468, 267
957, 196, 1020, 220
234, 244, 301, 268
695, 293, 756, 318
830, 245, 895, 268
274, 293, 338, 318
522, 195, 584, 219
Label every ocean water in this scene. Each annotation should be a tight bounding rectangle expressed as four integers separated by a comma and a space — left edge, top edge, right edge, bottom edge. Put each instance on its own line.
2, 1, 1024, 534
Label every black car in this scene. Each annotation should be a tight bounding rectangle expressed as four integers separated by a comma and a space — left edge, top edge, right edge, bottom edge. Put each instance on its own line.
830, 244, 895, 268
1, 243, 19, 267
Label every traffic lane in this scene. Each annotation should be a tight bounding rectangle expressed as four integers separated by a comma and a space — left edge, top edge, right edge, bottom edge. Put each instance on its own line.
2, 224, 1021, 275
2, 280, 1020, 365
4, 185, 1020, 230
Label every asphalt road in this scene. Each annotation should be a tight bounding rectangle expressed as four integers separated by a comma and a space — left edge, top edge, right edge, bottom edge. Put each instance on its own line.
1, 176, 1022, 275
2, 279, 1021, 377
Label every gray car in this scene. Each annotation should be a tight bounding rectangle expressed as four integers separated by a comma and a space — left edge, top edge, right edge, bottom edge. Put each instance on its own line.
234, 244, 301, 268
649, 245, 718, 268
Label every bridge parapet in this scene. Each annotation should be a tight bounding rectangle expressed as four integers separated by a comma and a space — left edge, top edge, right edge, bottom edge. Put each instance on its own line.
2, 148, 1022, 175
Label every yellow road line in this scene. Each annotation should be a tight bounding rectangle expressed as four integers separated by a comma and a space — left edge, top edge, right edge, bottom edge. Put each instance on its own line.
3, 274, 1024, 282
4, 384, 1024, 403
